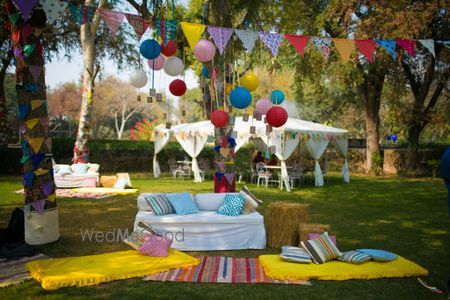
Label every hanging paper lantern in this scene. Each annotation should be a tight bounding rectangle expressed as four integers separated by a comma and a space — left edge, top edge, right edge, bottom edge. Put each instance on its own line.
129, 70, 148, 88
147, 55, 165, 71
240, 73, 259, 92
255, 98, 273, 115
163, 56, 184, 76
169, 79, 187, 96
211, 109, 229, 128
161, 40, 177, 57
271, 89, 285, 104
230, 87, 252, 109
225, 83, 233, 94
266, 106, 288, 128
201, 65, 210, 78
140, 39, 161, 60
193, 39, 216, 62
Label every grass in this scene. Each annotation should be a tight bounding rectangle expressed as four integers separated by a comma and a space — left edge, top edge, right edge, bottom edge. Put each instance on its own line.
0, 173, 449, 299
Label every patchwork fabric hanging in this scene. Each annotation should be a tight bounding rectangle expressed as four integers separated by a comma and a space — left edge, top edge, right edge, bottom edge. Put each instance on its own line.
155, 19, 178, 45
125, 14, 149, 41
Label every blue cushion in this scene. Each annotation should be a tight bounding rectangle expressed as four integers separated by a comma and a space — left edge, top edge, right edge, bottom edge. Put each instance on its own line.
217, 193, 245, 216
338, 250, 372, 264
166, 192, 199, 215
144, 193, 174, 216
71, 163, 89, 174
356, 249, 398, 261
280, 246, 312, 263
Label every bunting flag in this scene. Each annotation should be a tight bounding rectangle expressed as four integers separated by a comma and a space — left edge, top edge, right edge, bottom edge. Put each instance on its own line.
68, 2, 96, 25
207, 26, 233, 54
29, 65, 42, 82
99, 9, 125, 35
180, 22, 206, 49
24, 83, 39, 93
12, 31, 21, 44
31, 100, 45, 110
32, 199, 46, 213
40, 0, 68, 23
215, 161, 225, 172
20, 155, 31, 164
18, 104, 29, 120
9, 12, 20, 25
418, 39, 435, 57
31, 153, 45, 169
436, 40, 450, 48
12, 0, 37, 20
235, 29, 259, 53
35, 168, 49, 176
23, 171, 34, 187
21, 25, 34, 43
355, 39, 376, 63
284, 34, 309, 57
23, 43, 36, 57
259, 32, 283, 57
40, 116, 50, 134
312, 37, 332, 60
333, 38, 355, 63
155, 19, 178, 44
44, 137, 52, 151
25, 118, 39, 129
215, 172, 224, 180
397, 40, 415, 57
41, 182, 54, 197
28, 137, 44, 153
375, 39, 397, 60
125, 14, 149, 41
224, 173, 235, 184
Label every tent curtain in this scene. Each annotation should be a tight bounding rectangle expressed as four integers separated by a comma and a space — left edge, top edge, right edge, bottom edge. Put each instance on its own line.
174, 132, 208, 182
304, 137, 330, 187
153, 129, 170, 177
234, 134, 251, 152
333, 137, 350, 183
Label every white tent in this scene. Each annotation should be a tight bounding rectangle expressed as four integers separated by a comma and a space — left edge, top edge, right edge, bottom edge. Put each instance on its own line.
152, 116, 349, 190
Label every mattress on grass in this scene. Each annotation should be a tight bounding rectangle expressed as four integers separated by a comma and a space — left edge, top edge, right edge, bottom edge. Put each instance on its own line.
54, 173, 99, 188
72, 187, 139, 195
26, 249, 199, 290
259, 255, 429, 281
134, 210, 267, 251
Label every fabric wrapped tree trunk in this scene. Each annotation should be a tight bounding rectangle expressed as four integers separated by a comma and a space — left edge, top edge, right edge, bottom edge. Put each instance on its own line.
304, 137, 330, 187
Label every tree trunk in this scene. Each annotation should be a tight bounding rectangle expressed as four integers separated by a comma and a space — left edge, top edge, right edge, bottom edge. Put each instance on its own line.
7, 0, 59, 244
406, 124, 422, 171
0, 52, 12, 147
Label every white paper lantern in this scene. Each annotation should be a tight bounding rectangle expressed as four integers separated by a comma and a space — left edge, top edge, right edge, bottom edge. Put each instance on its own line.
129, 70, 148, 88
163, 56, 184, 76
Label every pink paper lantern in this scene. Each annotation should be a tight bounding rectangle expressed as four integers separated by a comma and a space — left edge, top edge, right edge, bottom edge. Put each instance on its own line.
147, 55, 165, 71
255, 98, 273, 115
193, 39, 216, 62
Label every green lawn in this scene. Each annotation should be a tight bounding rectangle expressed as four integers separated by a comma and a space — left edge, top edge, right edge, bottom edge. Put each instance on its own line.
0, 173, 449, 299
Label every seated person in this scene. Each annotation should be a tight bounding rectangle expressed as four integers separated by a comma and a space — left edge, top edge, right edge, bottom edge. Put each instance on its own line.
267, 154, 279, 166
252, 151, 265, 165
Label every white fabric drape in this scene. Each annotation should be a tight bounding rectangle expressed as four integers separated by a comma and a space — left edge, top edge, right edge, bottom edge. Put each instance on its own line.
234, 134, 251, 152
333, 137, 350, 183
153, 129, 170, 177
305, 137, 330, 187
174, 132, 208, 182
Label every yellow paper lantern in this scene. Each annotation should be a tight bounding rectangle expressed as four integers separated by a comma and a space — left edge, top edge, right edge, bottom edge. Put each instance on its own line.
240, 73, 259, 92
225, 83, 233, 94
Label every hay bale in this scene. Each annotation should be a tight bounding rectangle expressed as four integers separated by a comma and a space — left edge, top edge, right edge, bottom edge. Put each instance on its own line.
100, 175, 117, 187
265, 202, 309, 248
298, 223, 330, 245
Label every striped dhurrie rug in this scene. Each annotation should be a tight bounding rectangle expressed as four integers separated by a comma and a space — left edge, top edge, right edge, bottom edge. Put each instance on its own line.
0, 253, 49, 288
144, 256, 310, 285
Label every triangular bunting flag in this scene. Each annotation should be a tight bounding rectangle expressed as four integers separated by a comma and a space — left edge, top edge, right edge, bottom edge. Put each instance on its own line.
234, 29, 259, 53
18, 104, 29, 120
40, 0, 68, 23
215, 161, 225, 171
98, 9, 125, 35
32, 199, 46, 213
25, 118, 39, 129
23, 171, 34, 187
375, 40, 397, 60
21, 25, 34, 43
20, 155, 31, 164
224, 173, 235, 184
9, 13, 20, 25
40, 116, 49, 134
23, 43, 36, 57
31, 153, 45, 169
29, 65, 42, 82
312, 37, 332, 60
12, 31, 21, 44
207, 26, 233, 55
284, 34, 309, 57
125, 14, 149, 41
397, 40, 415, 57
41, 182, 54, 197
333, 38, 355, 63
355, 40, 376, 63
48, 193, 56, 202
28, 137, 44, 153
44, 137, 52, 151
31, 100, 45, 110
12, 0, 37, 20
180, 22, 206, 49
34, 168, 49, 176
259, 32, 283, 57
436, 40, 450, 48
418, 39, 435, 57
215, 172, 224, 180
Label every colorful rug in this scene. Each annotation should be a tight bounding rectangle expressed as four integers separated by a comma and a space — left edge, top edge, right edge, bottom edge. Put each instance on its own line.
15, 189, 113, 199
72, 187, 139, 195
144, 256, 310, 285
0, 253, 49, 288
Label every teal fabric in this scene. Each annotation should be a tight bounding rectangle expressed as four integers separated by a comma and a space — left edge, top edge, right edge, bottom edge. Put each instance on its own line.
144, 193, 174, 216
338, 250, 372, 264
166, 192, 199, 215
217, 193, 245, 216
356, 249, 398, 261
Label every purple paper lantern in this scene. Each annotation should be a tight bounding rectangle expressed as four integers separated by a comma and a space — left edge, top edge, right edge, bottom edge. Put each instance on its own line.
193, 40, 216, 62
147, 55, 165, 71
255, 98, 273, 115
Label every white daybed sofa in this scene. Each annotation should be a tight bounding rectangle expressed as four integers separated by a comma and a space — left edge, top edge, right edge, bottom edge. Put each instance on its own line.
54, 163, 100, 188
134, 193, 266, 251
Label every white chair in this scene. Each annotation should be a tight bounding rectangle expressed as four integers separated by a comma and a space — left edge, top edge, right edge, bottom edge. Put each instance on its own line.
256, 162, 271, 188
288, 163, 304, 189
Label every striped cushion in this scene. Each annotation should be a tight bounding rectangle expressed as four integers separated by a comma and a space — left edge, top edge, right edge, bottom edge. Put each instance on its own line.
166, 192, 199, 215
240, 186, 261, 214
301, 231, 342, 264
338, 250, 372, 264
138, 234, 173, 257
123, 222, 161, 250
217, 193, 245, 216
280, 246, 312, 263
144, 193, 174, 216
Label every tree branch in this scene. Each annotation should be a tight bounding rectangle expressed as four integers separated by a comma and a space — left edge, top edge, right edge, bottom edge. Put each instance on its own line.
91, 0, 108, 36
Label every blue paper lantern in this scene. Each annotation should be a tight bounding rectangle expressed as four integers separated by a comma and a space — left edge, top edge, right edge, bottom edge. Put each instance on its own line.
391, 134, 398, 143
230, 87, 252, 109
140, 39, 161, 60
271, 89, 285, 104
201, 65, 210, 78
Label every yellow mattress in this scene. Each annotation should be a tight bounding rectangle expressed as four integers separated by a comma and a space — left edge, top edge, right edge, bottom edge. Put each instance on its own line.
72, 187, 139, 195
259, 255, 428, 281
27, 250, 199, 290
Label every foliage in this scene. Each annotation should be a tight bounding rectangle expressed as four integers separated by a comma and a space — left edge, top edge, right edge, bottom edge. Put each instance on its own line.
371, 152, 383, 175
130, 118, 157, 141
425, 159, 440, 178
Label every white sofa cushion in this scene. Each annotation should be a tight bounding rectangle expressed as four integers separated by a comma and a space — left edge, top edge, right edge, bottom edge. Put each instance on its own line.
194, 193, 241, 211
56, 164, 72, 175
137, 193, 154, 211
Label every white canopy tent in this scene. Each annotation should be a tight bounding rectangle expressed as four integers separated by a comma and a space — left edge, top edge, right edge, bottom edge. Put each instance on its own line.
152, 116, 349, 190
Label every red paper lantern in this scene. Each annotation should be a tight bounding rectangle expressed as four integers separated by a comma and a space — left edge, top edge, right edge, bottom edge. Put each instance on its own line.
266, 106, 288, 128
211, 109, 229, 128
169, 79, 187, 96
161, 40, 177, 57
